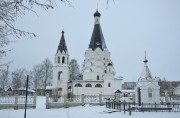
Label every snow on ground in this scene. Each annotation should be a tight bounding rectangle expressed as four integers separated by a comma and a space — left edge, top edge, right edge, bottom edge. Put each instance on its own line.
1, 96, 180, 118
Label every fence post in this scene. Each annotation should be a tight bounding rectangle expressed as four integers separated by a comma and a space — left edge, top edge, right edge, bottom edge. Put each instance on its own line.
106, 100, 107, 108
124, 101, 126, 114
14, 94, 18, 110
46, 93, 49, 109
64, 94, 68, 108
119, 101, 121, 112
129, 102, 131, 116
81, 94, 84, 106
99, 94, 103, 105
155, 102, 157, 112
33, 94, 37, 109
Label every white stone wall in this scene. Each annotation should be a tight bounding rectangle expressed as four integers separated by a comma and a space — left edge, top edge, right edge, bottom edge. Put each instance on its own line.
135, 81, 160, 103
72, 81, 103, 95
83, 48, 113, 81
174, 86, 180, 95
53, 50, 70, 95
80, 47, 121, 96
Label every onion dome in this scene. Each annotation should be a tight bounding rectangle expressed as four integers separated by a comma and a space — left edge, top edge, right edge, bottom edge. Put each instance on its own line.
94, 10, 101, 17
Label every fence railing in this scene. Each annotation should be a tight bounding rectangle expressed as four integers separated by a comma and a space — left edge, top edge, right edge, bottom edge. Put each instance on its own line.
46, 94, 105, 109
0, 95, 36, 110
106, 101, 180, 113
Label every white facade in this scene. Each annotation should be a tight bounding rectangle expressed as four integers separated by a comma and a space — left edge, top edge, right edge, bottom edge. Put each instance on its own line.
52, 10, 122, 96
135, 54, 160, 103
174, 86, 180, 95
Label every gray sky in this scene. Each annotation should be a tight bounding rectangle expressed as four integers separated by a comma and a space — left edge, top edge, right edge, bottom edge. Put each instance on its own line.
3, 0, 180, 82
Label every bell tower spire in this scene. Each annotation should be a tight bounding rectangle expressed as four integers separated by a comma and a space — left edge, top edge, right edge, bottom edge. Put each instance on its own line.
55, 30, 69, 65
89, 9, 107, 51
57, 30, 68, 54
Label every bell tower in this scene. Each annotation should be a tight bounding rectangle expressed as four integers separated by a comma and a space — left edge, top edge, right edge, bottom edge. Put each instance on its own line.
53, 30, 70, 95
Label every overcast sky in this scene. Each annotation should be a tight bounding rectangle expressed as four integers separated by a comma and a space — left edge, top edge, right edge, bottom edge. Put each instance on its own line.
2, 0, 180, 82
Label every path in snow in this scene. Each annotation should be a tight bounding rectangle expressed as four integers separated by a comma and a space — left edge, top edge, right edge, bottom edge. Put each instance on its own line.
0, 96, 180, 118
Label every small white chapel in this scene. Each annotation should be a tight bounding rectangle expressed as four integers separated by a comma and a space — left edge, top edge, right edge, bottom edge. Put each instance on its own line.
135, 52, 160, 103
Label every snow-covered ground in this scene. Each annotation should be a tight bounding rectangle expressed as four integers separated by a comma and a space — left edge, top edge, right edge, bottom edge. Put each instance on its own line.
1, 96, 180, 118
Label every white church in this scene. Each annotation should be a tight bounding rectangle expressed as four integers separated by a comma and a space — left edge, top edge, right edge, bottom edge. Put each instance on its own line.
52, 10, 122, 96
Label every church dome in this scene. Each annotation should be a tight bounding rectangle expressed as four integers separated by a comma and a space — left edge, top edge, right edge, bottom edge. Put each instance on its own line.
94, 10, 101, 17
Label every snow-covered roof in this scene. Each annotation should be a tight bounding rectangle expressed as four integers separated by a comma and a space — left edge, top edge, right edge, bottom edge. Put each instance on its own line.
46, 86, 54, 90
138, 52, 155, 82
121, 90, 135, 93
176, 86, 180, 89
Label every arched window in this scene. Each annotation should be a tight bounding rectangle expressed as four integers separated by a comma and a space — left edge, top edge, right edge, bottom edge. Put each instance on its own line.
74, 83, 83, 87
62, 56, 65, 63
97, 75, 99, 80
58, 57, 60, 63
85, 83, 92, 87
95, 84, 102, 88
58, 71, 63, 80
148, 88, 152, 98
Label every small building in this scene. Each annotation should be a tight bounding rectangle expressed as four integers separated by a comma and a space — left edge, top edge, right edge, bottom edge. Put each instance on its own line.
6, 87, 13, 95
135, 52, 160, 104
13, 88, 35, 95
174, 86, 180, 96
122, 82, 136, 90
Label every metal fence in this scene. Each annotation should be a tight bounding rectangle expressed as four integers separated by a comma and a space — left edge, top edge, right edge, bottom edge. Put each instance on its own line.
106, 101, 180, 112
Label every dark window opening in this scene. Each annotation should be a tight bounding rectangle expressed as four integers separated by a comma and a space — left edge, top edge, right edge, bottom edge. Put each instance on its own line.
95, 84, 102, 88
74, 83, 83, 87
108, 83, 111, 87
85, 83, 92, 87
62, 56, 65, 63
97, 75, 99, 80
58, 57, 60, 63
58, 71, 62, 80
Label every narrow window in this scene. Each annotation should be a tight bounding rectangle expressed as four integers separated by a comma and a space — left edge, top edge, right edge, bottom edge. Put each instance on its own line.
62, 56, 65, 63
148, 88, 152, 98
108, 83, 111, 87
58, 71, 62, 80
97, 75, 99, 80
58, 57, 60, 63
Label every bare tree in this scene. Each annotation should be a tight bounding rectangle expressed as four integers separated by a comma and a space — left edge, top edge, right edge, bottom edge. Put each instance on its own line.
11, 68, 26, 92
0, 65, 10, 89
31, 63, 44, 91
69, 59, 80, 80
41, 58, 53, 95
0, 0, 72, 64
